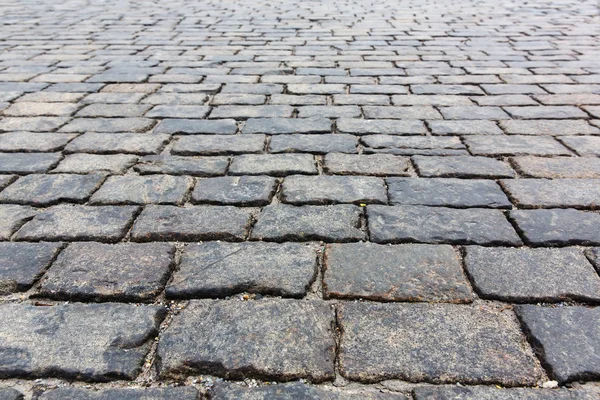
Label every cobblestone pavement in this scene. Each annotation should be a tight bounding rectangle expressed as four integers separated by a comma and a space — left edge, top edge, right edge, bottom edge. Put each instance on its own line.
0, 0, 599, 398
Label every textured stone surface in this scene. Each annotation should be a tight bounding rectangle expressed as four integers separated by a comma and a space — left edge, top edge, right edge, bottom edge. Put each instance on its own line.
65, 133, 169, 155
282, 175, 387, 205
465, 136, 570, 156
324, 243, 472, 302
172, 135, 265, 155
192, 175, 277, 206
53, 154, 138, 174
90, 175, 191, 205
0, 153, 61, 174
269, 134, 357, 154
0, 242, 62, 294
39, 242, 175, 302
510, 209, 600, 245
324, 153, 410, 176
338, 303, 543, 385
413, 386, 594, 400
502, 179, 600, 208
0, 205, 36, 240
0, 303, 165, 380
134, 155, 229, 176
229, 154, 317, 176
167, 242, 316, 298
251, 204, 364, 242
242, 117, 331, 134
0, 389, 22, 400
465, 247, 600, 302
39, 387, 199, 400
368, 205, 521, 245
157, 299, 335, 381
413, 156, 515, 178
0, 132, 76, 152
511, 156, 600, 178
516, 306, 600, 383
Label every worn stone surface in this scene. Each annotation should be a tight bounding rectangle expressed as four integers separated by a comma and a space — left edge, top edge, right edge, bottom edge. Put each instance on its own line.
511, 156, 600, 178
559, 136, 600, 156
90, 175, 191, 205
269, 134, 358, 154
39, 242, 175, 302
172, 135, 265, 155
0, 242, 62, 294
337, 118, 427, 135
130, 205, 252, 242
516, 306, 600, 383
368, 205, 521, 245
0, 389, 22, 400
229, 154, 317, 176
53, 154, 138, 174
324, 153, 410, 176
252, 204, 364, 242
500, 120, 599, 135
167, 242, 316, 298
0, 153, 61, 174
154, 118, 237, 134
465, 136, 570, 156
157, 299, 335, 382
413, 156, 515, 178
242, 117, 331, 134
324, 243, 472, 302
387, 178, 511, 208
39, 387, 199, 400
192, 175, 277, 206
413, 386, 595, 400
282, 175, 387, 205
502, 179, 600, 208
465, 247, 600, 303
14, 205, 138, 242
338, 302, 543, 385
134, 155, 229, 176
0, 132, 76, 152
65, 133, 169, 155
0, 205, 36, 240
0, 303, 165, 380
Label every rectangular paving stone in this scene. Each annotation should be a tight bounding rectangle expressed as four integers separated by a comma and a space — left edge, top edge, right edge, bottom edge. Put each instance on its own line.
338, 302, 543, 385
501, 179, 600, 208
134, 155, 228, 176
210, 105, 293, 119
465, 247, 600, 303
270, 134, 358, 154
387, 178, 511, 208
14, 205, 138, 242
59, 118, 155, 133
0, 132, 76, 152
324, 242, 472, 303
368, 205, 522, 245
172, 135, 265, 156
411, 84, 484, 95
52, 154, 137, 174
500, 120, 599, 135
229, 154, 317, 176
0, 175, 16, 191
40, 387, 199, 400
251, 204, 365, 242
439, 106, 510, 120
192, 176, 277, 206
76, 104, 152, 118
65, 133, 170, 155
130, 205, 252, 242
465, 136, 571, 156
0, 242, 62, 294
324, 153, 410, 176
0, 204, 36, 240
516, 306, 600, 383
392, 95, 472, 106
90, 175, 191, 205
503, 106, 588, 119
297, 106, 361, 118
413, 156, 515, 178
511, 156, 600, 178
38, 242, 175, 302
413, 386, 594, 400
337, 119, 427, 135
153, 118, 238, 134
510, 209, 600, 246
157, 299, 335, 382
242, 117, 331, 134
3, 102, 79, 117
0, 174, 104, 206
0, 117, 69, 132
428, 120, 503, 135
0, 303, 165, 381
144, 105, 211, 119
559, 136, 600, 156
0, 153, 61, 174
363, 106, 442, 119
167, 242, 317, 298
282, 175, 387, 205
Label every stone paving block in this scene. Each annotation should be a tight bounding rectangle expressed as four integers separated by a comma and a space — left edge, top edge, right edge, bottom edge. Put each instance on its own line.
411, 84, 484, 95
270, 134, 357, 154
363, 106, 442, 119
337, 119, 427, 135
501, 179, 600, 208
439, 106, 510, 120
324, 242, 472, 302
465, 136, 571, 156
157, 299, 335, 382
192, 175, 276, 206
465, 247, 600, 303
500, 120, 599, 135
392, 95, 472, 106
0, 389, 22, 400
14, 205, 138, 242
510, 209, 600, 246
0, 132, 76, 152
504, 106, 588, 119
172, 135, 264, 156
270, 94, 327, 105
387, 178, 511, 208
76, 104, 152, 118
338, 302, 543, 385
59, 118, 155, 133
472, 94, 539, 106
0, 175, 16, 191
251, 204, 364, 242
362, 135, 468, 156
288, 84, 345, 94
167, 242, 316, 298
38, 242, 175, 302
559, 136, 600, 156
229, 154, 317, 176
39, 387, 198, 400
90, 175, 191, 205
134, 154, 228, 176
65, 133, 169, 155
0, 303, 165, 381
0, 117, 69, 132
511, 156, 600, 178
53, 154, 137, 174
0, 174, 104, 206
297, 106, 361, 118
210, 105, 293, 119
368, 205, 521, 245
324, 153, 411, 176
413, 156, 515, 178
413, 386, 594, 400
516, 306, 600, 383
130, 205, 252, 242
0, 242, 62, 294
0, 153, 61, 174
428, 120, 503, 135
211, 382, 406, 399
144, 105, 210, 118
81, 92, 145, 104
242, 117, 331, 134
585, 247, 600, 271
0, 205, 36, 240
154, 118, 238, 134
282, 175, 387, 205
